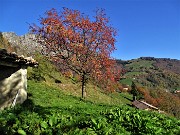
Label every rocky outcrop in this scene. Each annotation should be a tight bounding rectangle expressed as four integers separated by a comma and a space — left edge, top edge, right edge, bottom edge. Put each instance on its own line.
2, 32, 43, 56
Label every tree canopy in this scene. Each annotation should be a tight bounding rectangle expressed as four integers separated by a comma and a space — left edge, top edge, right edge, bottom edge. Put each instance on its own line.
30, 7, 121, 98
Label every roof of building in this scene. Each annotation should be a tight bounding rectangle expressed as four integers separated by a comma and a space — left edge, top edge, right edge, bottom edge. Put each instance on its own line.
132, 100, 159, 110
140, 101, 158, 110
132, 100, 149, 110
0, 49, 38, 67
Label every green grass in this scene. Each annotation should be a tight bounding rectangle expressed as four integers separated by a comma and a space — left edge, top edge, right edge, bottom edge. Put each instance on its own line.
26, 53, 133, 106
108, 92, 133, 106
0, 81, 180, 134
125, 71, 141, 77
126, 60, 154, 70
120, 78, 134, 86
120, 60, 154, 86
27, 80, 134, 110
27, 81, 117, 113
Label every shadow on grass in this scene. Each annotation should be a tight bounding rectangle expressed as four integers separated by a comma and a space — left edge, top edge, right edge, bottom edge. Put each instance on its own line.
119, 94, 133, 102
12, 96, 95, 119
11, 91, 130, 119
12, 99, 59, 119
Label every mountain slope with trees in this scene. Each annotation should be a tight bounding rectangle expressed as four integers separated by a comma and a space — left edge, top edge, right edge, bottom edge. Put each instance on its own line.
117, 57, 180, 118
118, 57, 180, 92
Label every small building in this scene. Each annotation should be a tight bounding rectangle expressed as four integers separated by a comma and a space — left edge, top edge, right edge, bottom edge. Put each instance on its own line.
174, 90, 180, 93
132, 100, 159, 111
122, 87, 129, 91
0, 49, 38, 110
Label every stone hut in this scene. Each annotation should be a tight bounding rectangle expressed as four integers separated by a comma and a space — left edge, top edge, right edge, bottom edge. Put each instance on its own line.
0, 49, 38, 110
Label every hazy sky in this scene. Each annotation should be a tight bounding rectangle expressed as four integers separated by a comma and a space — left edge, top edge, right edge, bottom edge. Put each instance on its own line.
1, 0, 180, 60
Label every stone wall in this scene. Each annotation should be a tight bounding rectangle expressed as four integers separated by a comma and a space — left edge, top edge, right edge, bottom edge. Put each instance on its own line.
0, 65, 27, 110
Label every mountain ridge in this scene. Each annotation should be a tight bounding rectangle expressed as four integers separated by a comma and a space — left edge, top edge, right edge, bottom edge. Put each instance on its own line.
1, 32, 180, 60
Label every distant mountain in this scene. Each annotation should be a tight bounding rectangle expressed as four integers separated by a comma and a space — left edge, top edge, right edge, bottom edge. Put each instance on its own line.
117, 57, 180, 92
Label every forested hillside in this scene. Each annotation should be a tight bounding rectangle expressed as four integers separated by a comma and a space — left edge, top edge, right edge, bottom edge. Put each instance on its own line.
117, 57, 180, 92
117, 57, 180, 118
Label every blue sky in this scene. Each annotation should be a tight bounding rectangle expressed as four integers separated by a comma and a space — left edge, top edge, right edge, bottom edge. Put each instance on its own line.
1, 0, 180, 60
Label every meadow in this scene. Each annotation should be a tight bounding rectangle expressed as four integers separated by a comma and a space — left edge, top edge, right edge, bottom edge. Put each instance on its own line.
0, 80, 179, 135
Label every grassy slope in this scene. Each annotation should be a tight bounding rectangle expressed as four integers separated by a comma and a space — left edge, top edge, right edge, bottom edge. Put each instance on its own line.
119, 60, 154, 86
23, 57, 180, 134
27, 53, 132, 106
0, 80, 179, 134
125, 60, 154, 69
0, 60, 179, 134
27, 79, 134, 112
27, 81, 112, 115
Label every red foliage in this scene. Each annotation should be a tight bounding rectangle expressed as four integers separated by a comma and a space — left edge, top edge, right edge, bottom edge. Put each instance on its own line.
155, 89, 180, 118
137, 86, 158, 106
30, 8, 121, 97
63, 70, 73, 78
135, 86, 180, 118
94, 59, 122, 92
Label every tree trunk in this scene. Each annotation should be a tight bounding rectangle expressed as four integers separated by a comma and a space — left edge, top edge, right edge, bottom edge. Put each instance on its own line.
133, 95, 137, 101
81, 73, 86, 99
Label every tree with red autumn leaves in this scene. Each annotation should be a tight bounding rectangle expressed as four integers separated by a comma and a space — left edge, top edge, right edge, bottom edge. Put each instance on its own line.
30, 8, 121, 98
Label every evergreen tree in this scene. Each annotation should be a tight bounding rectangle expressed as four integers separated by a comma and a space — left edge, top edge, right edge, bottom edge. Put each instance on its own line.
131, 82, 143, 100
